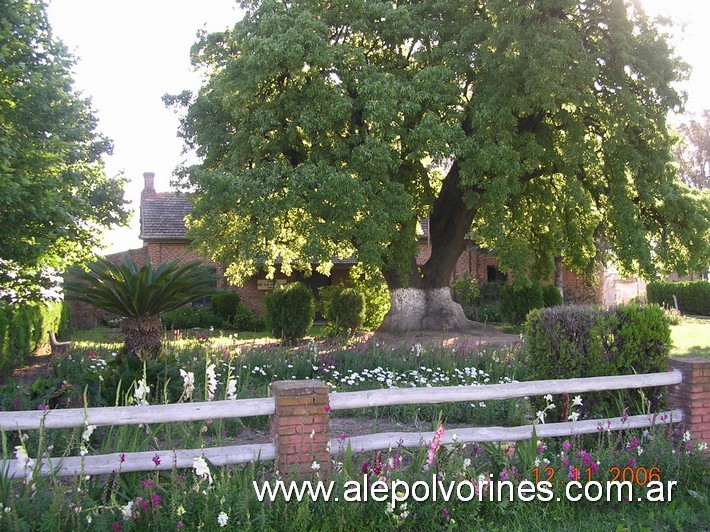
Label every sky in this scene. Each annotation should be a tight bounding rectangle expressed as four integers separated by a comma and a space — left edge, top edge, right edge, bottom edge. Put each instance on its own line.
45, 0, 710, 255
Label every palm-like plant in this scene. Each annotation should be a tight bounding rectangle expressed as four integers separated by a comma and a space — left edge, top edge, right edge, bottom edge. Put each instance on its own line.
65, 255, 218, 358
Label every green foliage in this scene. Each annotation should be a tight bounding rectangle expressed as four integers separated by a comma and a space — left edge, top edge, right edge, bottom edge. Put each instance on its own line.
646, 280, 710, 316
348, 265, 390, 330
0, 300, 65, 373
478, 282, 504, 304
452, 273, 480, 319
210, 290, 265, 331
169, 0, 709, 302
210, 291, 241, 322
264, 282, 314, 343
162, 307, 225, 330
328, 287, 365, 336
500, 282, 544, 325
0, 0, 129, 300
523, 304, 671, 419
65, 255, 219, 318
542, 284, 563, 307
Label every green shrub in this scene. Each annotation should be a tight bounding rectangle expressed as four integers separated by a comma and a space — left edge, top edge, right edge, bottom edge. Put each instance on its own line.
0, 300, 65, 374
211, 291, 241, 323
265, 282, 315, 344
478, 282, 504, 303
523, 303, 671, 420
452, 273, 480, 320
348, 265, 390, 330
328, 287, 366, 336
500, 282, 544, 324
646, 280, 710, 316
542, 284, 563, 307
476, 303, 501, 323
162, 307, 225, 330
232, 305, 265, 331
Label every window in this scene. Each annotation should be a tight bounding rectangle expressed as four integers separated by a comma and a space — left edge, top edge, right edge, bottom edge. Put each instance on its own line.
487, 266, 508, 283
192, 267, 218, 307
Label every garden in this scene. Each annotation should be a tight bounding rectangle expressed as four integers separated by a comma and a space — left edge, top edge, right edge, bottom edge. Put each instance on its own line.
1, 269, 709, 531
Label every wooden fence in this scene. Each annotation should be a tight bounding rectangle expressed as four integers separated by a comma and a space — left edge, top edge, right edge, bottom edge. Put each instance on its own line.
2, 363, 701, 481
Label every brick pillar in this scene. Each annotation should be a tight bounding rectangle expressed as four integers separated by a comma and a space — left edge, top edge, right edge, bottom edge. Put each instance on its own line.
271, 380, 330, 479
667, 357, 710, 446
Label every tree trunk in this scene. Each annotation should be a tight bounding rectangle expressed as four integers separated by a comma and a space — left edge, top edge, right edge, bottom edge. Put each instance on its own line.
554, 255, 564, 302
379, 161, 483, 332
379, 287, 482, 332
122, 315, 163, 359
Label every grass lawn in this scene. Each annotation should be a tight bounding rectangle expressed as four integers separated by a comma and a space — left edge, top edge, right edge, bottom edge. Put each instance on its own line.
670, 316, 710, 358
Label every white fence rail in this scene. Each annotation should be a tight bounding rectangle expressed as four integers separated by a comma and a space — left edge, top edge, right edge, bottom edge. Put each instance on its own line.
1, 370, 683, 480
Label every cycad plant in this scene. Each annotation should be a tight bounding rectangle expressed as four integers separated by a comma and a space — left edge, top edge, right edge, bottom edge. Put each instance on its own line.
65, 255, 218, 358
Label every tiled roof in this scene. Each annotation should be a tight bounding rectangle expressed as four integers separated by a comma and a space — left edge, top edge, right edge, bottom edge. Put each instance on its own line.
140, 193, 192, 240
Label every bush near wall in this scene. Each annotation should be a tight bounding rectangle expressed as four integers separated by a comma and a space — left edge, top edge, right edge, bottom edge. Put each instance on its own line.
646, 280, 710, 316
0, 300, 67, 374
523, 304, 671, 420
265, 282, 314, 344
500, 282, 544, 324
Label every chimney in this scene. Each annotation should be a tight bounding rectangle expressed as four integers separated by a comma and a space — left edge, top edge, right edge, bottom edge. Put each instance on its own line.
142, 171, 156, 199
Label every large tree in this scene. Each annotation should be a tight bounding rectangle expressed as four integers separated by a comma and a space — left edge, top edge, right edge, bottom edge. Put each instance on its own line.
0, 0, 128, 302
169, 0, 710, 331
674, 110, 710, 189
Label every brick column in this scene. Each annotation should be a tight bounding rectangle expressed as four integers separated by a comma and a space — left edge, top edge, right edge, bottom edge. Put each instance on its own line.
271, 380, 330, 479
667, 357, 710, 445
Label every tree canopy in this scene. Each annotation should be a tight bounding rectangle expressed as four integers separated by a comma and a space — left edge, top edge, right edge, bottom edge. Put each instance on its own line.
170, 0, 710, 299
674, 110, 710, 190
0, 0, 129, 302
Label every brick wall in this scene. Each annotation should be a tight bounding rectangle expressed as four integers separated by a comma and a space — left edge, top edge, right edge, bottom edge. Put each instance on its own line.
271, 380, 330, 479
667, 357, 710, 446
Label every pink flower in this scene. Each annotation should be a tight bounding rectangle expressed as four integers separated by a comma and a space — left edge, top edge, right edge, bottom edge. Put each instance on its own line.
112, 523, 122, 531
120, 453, 126, 463
324, 404, 331, 413
562, 440, 571, 453
499, 469, 509, 481
88, 352, 96, 359
423, 422, 445, 471
152, 454, 161, 467
150, 494, 161, 507
177, 522, 183, 529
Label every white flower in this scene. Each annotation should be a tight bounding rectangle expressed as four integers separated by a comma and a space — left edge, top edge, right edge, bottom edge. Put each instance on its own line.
536, 410, 546, 424
14, 446, 33, 471
452, 433, 458, 442
682, 430, 692, 442
534, 458, 541, 467
697, 442, 708, 452
180, 369, 195, 399
463, 458, 471, 468
544, 394, 553, 403
311, 461, 321, 471
217, 511, 228, 527
637, 446, 644, 456
193, 456, 213, 484
121, 501, 134, 520
82, 424, 96, 443
226, 378, 237, 400
568, 412, 580, 422
205, 364, 218, 401
572, 395, 583, 407
134, 379, 150, 405
80, 445, 89, 456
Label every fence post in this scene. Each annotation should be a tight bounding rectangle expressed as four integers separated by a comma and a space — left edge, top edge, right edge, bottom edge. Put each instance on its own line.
271, 380, 330, 479
667, 357, 710, 447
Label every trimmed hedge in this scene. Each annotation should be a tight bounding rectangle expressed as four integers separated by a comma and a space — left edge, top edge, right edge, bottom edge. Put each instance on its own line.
646, 280, 710, 316
0, 300, 67, 374
265, 282, 314, 344
523, 304, 671, 419
500, 282, 544, 324
328, 287, 365, 336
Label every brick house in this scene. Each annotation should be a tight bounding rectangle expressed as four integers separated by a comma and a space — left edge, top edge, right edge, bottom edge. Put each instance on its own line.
68, 172, 603, 328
